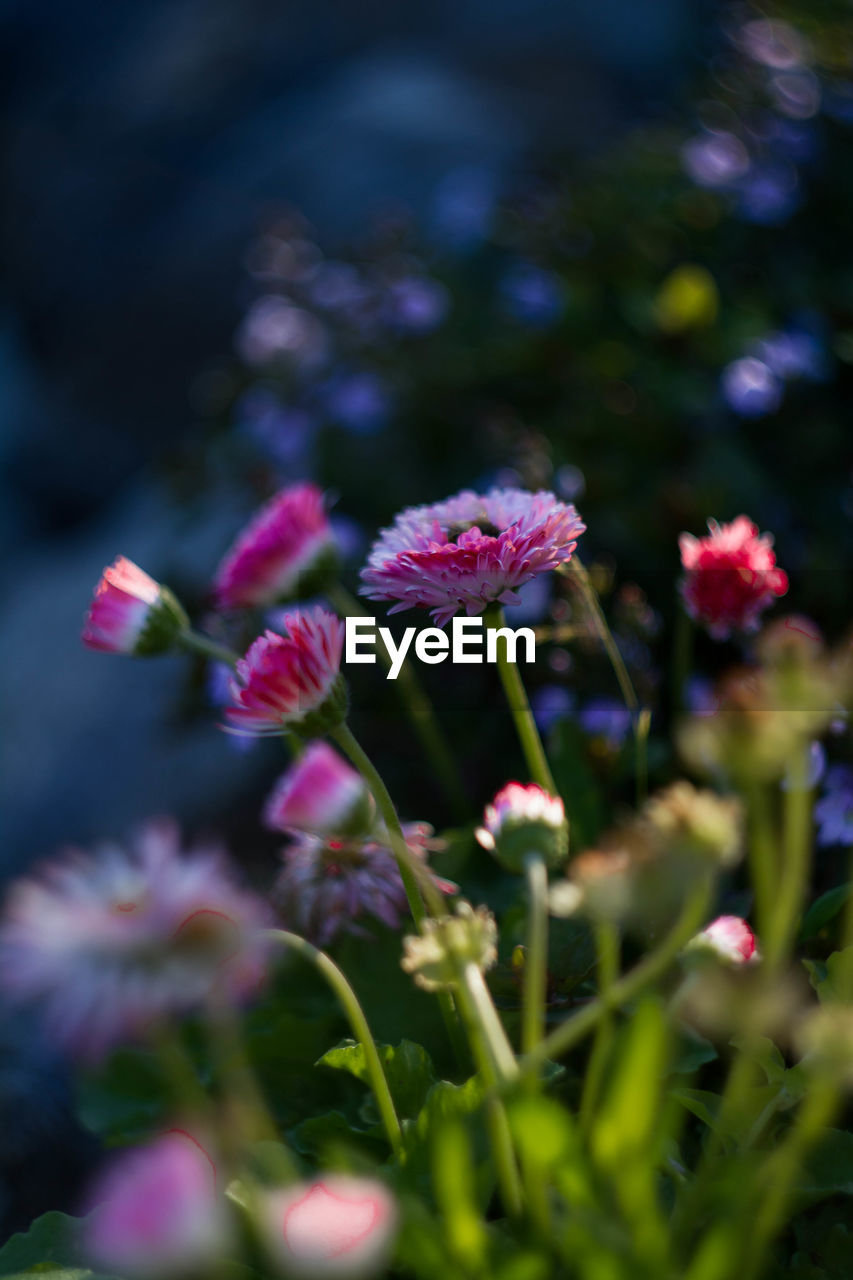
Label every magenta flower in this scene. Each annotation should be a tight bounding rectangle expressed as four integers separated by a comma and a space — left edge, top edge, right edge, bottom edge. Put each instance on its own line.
275, 823, 454, 946
689, 915, 759, 965
360, 487, 585, 627
225, 606, 346, 738
83, 556, 188, 655
0, 820, 271, 1059
257, 1176, 397, 1279
84, 1131, 228, 1278
264, 742, 375, 837
213, 483, 338, 610
679, 516, 788, 640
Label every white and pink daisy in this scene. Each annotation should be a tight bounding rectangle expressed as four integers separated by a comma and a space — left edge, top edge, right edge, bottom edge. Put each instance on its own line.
360, 487, 585, 627
264, 742, 375, 837
275, 823, 454, 947
687, 915, 759, 965
0, 819, 271, 1059
476, 781, 568, 872
83, 556, 188, 655
679, 516, 788, 640
257, 1176, 397, 1279
213, 483, 338, 610
225, 606, 346, 738
84, 1130, 229, 1278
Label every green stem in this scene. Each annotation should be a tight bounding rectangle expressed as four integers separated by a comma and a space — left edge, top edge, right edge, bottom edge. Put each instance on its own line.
578, 922, 620, 1133
463, 961, 520, 1087
745, 780, 777, 953
326, 584, 468, 820
522, 854, 549, 1057
178, 630, 241, 669
330, 722, 468, 1067
265, 929, 404, 1160
486, 608, 556, 794
635, 707, 651, 806
765, 745, 813, 973
523, 882, 711, 1078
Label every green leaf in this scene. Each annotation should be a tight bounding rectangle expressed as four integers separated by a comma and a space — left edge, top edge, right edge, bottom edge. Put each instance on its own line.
730, 1036, 787, 1086
76, 1048, 168, 1145
804, 948, 853, 1004
800, 885, 852, 941
289, 1109, 385, 1159
0, 1212, 120, 1280
799, 1128, 853, 1204
317, 1038, 437, 1119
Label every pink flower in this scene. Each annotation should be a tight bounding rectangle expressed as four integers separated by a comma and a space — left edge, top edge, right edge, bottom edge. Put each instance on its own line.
360, 487, 585, 627
83, 556, 188, 655
679, 516, 788, 639
264, 742, 374, 837
476, 781, 568, 872
258, 1176, 397, 1279
84, 1131, 229, 1278
689, 915, 759, 964
213, 483, 337, 610
0, 819, 271, 1058
225, 606, 346, 738
275, 823, 454, 947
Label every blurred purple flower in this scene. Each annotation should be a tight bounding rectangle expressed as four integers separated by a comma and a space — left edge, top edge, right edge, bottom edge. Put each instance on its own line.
386, 276, 449, 334
721, 357, 783, 417
323, 371, 392, 435
579, 698, 632, 749
681, 132, 750, 187
236, 296, 329, 371
814, 766, 853, 847
531, 685, 575, 734
430, 165, 496, 251
500, 262, 564, 327
755, 329, 828, 382
736, 163, 801, 225
685, 675, 718, 718
236, 390, 316, 472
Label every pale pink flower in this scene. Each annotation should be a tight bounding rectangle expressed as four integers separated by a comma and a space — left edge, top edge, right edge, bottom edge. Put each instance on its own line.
258, 1176, 397, 1279
84, 1130, 228, 1278
225, 606, 346, 738
0, 820, 271, 1058
476, 781, 567, 872
82, 556, 187, 655
213, 483, 337, 610
360, 487, 585, 627
275, 823, 454, 946
689, 915, 759, 964
679, 516, 788, 639
264, 742, 374, 837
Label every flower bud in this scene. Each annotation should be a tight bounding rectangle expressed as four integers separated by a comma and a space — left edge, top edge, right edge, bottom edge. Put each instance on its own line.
475, 782, 568, 873
264, 743, 375, 837
83, 557, 189, 656
685, 915, 759, 965
257, 1176, 397, 1278
401, 902, 497, 992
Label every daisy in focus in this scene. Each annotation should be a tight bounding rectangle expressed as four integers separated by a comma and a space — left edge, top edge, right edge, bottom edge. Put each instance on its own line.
213, 483, 338, 610
360, 487, 585, 627
0, 819, 271, 1059
679, 515, 788, 639
225, 606, 346, 738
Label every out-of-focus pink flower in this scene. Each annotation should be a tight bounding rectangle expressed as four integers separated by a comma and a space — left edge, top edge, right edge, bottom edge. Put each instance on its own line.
0, 820, 271, 1059
476, 781, 567, 872
360, 488, 585, 627
83, 557, 188, 655
85, 1130, 228, 1278
225, 607, 346, 738
679, 516, 788, 639
264, 742, 374, 837
275, 823, 454, 947
689, 915, 759, 964
213, 484, 337, 610
258, 1175, 397, 1279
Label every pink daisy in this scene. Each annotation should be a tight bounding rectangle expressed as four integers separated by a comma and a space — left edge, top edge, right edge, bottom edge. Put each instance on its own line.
360, 487, 585, 627
257, 1176, 397, 1279
274, 823, 454, 947
225, 606, 346, 738
679, 515, 788, 640
84, 1130, 229, 1278
476, 781, 568, 873
688, 915, 759, 965
83, 556, 188, 655
0, 819, 271, 1059
213, 483, 338, 610
264, 742, 375, 837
